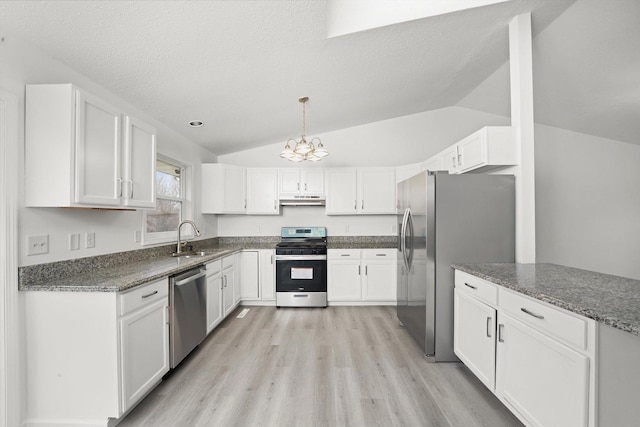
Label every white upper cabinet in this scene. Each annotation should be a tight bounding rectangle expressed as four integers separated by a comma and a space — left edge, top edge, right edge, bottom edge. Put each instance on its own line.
278, 168, 324, 198
325, 168, 358, 214
201, 163, 247, 214
122, 116, 156, 208
357, 168, 396, 214
25, 84, 156, 209
325, 167, 395, 215
441, 126, 517, 174
246, 168, 279, 215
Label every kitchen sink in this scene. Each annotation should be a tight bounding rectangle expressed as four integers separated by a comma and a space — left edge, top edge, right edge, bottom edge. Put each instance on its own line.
172, 250, 224, 258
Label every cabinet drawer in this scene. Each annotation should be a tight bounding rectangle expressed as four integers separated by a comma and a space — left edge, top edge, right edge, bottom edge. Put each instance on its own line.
362, 248, 396, 259
455, 270, 498, 306
206, 259, 222, 276
222, 255, 234, 269
499, 288, 587, 351
328, 249, 360, 259
119, 278, 168, 316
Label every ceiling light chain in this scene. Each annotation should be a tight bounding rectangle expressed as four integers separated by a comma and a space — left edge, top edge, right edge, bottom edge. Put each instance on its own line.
280, 97, 328, 162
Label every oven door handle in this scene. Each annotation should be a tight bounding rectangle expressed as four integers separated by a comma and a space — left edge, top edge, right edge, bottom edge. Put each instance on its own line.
275, 255, 327, 261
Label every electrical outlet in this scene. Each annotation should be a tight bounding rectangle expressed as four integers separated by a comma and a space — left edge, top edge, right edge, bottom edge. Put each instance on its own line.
86, 232, 95, 248
27, 234, 49, 255
69, 233, 80, 251
134, 230, 141, 243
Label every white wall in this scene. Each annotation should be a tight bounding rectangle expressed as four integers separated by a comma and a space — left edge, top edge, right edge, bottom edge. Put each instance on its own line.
219, 106, 510, 167
0, 37, 218, 267
535, 124, 640, 280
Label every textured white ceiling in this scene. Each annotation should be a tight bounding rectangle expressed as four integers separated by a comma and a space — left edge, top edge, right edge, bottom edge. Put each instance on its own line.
0, 0, 593, 155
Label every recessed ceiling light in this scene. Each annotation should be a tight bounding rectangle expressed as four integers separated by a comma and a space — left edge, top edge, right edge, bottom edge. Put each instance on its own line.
189, 120, 204, 127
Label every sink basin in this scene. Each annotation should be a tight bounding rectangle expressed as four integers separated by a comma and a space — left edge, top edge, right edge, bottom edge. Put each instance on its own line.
173, 249, 228, 258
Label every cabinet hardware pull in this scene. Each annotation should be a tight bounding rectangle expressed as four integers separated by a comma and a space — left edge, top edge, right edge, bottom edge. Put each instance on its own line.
304, 183, 308, 191
117, 178, 123, 197
365, 266, 368, 275
498, 324, 505, 342
354, 200, 357, 210
244, 199, 247, 209
273, 200, 276, 210
486, 317, 492, 338
129, 180, 134, 198
362, 200, 364, 210
521, 307, 544, 320
358, 265, 361, 275
141, 290, 158, 299
457, 153, 462, 166
464, 282, 477, 290
271, 254, 274, 264
452, 157, 456, 168
341, 254, 350, 257
297, 182, 300, 191
375, 254, 386, 257
166, 306, 170, 325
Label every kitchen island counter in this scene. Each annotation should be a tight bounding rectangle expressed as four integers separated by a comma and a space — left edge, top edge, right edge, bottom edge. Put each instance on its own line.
452, 262, 640, 336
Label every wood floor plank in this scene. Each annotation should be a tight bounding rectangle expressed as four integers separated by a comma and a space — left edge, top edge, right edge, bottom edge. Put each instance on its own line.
119, 306, 522, 427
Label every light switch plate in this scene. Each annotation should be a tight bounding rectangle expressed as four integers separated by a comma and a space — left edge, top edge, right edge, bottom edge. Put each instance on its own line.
85, 232, 95, 248
134, 230, 141, 243
27, 235, 49, 255
69, 233, 80, 250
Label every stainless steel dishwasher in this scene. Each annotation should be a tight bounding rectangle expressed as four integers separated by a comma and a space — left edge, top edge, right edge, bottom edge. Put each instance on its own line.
169, 267, 207, 369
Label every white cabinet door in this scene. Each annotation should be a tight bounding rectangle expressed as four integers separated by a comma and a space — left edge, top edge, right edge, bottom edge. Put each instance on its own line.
439, 145, 460, 174
302, 169, 324, 196
259, 250, 275, 301
457, 131, 486, 173
122, 115, 156, 209
75, 89, 122, 206
278, 169, 301, 198
233, 252, 242, 304
202, 164, 247, 214
247, 168, 279, 214
325, 168, 357, 214
240, 251, 260, 300
328, 260, 361, 301
496, 313, 590, 427
206, 271, 223, 334
119, 298, 169, 412
224, 166, 247, 214
454, 289, 497, 391
222, 267, 235, 317
362, 259, 396, 301
357, 168, 396, 214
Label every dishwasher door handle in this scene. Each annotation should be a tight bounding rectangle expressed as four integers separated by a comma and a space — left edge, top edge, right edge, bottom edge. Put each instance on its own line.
174, 271, 207, 287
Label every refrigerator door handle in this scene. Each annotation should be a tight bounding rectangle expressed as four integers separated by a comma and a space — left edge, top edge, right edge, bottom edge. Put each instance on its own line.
405, 208, 415, 271
400, 208, 410, 269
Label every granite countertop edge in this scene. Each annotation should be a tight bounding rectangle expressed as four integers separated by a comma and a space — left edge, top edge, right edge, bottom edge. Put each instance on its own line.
19, 247, 243, 293
452, 263, 640, 336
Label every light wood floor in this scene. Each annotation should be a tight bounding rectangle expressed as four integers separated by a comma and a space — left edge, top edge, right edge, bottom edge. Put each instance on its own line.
119, 306, 522, 427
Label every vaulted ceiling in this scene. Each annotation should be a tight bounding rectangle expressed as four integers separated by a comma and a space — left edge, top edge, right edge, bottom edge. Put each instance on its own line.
0, 0, 637, 154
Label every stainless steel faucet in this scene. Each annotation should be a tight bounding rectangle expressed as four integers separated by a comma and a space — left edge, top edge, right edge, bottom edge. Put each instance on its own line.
175, 220, 201, 255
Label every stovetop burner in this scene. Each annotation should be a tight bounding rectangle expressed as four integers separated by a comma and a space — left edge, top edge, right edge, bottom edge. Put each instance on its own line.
276, 227, 327, 255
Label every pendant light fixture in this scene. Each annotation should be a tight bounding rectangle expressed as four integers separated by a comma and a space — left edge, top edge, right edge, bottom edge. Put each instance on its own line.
280, 97, 328, 162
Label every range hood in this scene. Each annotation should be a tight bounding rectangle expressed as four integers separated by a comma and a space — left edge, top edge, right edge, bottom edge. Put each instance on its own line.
279, 195, 326, 206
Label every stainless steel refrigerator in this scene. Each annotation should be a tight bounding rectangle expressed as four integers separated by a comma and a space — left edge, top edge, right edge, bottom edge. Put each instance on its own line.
397, 172, 515, 362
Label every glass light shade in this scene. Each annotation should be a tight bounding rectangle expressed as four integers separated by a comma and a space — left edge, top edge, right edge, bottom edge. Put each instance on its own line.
312, 139, 328, 158
279, 140, 295, 158
306, 153, 321, 162
293, 138, 312, 155
290, 153, 304, 162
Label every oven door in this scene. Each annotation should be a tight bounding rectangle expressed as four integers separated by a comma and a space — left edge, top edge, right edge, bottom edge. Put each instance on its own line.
275, 257, 327, 292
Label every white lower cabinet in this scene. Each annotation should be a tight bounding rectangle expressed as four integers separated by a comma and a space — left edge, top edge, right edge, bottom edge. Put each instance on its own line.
328, 249, 396, 304
206, 259, 223, 333
24, 278, 169, 425
453, 288, 497, 390
240, 251, 260, 300
453, 270, 596, 427
222, 255, 236, 317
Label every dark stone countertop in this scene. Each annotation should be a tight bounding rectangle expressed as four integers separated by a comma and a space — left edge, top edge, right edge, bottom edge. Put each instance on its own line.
452, 263, 640, 336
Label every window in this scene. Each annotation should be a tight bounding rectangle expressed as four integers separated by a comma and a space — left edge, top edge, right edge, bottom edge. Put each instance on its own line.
142, 156, 191, 244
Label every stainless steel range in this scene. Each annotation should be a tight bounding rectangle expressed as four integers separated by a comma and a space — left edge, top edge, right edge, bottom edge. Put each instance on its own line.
275, 227, 327, 308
